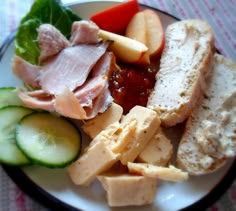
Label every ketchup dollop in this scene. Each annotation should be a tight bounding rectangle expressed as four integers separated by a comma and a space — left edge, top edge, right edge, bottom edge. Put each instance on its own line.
109, 63, 158, 114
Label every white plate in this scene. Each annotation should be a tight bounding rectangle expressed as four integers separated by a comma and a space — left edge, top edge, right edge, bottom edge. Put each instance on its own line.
0, 1, 235, 211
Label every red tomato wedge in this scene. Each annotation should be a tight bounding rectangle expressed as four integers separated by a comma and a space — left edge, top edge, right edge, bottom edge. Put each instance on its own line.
90, 0, 139, 34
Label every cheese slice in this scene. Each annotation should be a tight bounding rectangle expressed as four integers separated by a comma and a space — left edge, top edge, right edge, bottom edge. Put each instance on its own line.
128, 162, 189, 182
119, 106, 161, 164
87, 121, 120, 149
111, 118, 137, 153
82, 103, 123, 139
97, 173, 157, 207
67, 141, 120, 186
137, 128, 173, 166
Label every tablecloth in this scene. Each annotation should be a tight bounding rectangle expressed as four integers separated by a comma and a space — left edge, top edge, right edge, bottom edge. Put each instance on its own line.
0, 0, 235, 210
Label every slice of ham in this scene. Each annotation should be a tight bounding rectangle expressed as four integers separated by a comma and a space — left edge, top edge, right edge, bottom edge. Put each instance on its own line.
19, 88, 89, 119
18, 52, 114, 119
13, 21, 116, 120
54, 87, 113, 120
53, 52, 115, 119
18, 89, 54, 111
74, 52, 116, 107
38, 24, 70, 63
70, 20, 100, 45
74, 75, 107, 107
39, 43, 109, 95
12, 43, 109, 94
84, 89, 113, 118
91, 51, 117, 77
54, 88, 88, 119
12, 56, 41, 87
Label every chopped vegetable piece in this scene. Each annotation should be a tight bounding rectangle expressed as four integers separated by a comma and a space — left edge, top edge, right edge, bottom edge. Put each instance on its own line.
99, 29, 149, 64
0, 87, 25, 108
143, 9, 165, 58
90, 0, 139, 34
16, 112, 82, 168
0, 106, 34, 166
126, 9, 165, 59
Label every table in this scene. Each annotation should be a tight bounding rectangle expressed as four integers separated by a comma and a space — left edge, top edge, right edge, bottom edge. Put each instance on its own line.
0, 0, 235, 210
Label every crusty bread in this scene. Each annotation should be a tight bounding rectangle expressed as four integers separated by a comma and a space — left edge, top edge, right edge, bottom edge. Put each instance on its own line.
147, 19, 215, 127
177, 54, 236, 175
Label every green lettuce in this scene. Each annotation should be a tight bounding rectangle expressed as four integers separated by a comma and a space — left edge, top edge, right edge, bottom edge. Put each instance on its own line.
15, 0, 81, 65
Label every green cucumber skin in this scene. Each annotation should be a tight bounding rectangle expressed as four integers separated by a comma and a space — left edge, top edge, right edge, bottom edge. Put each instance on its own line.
16, 112, 82, 168
0, 87, 25, 108
0, 87, 82, 168
0, 106, 35, 166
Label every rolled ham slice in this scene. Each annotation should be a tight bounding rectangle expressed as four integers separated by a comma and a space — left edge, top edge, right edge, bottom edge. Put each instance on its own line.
38, 24, 70, 63
70, 20, 100, 45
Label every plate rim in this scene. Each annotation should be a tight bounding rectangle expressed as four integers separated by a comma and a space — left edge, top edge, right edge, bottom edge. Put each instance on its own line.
2, 159, 236, 211
0, 2, 235, 211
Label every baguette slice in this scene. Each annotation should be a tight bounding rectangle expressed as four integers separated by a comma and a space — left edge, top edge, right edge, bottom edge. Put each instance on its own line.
177, 54, 236, 175
147, 19, 215, 127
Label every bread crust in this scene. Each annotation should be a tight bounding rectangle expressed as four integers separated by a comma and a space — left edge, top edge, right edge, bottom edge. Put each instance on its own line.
147, 19, 215, 127
177, 54, 236, 175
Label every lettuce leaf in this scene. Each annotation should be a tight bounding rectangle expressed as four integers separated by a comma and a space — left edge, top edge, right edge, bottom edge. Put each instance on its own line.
15, 0, 81, 65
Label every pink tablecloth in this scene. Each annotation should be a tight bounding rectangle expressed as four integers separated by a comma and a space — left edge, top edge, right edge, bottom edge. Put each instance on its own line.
0, 0, 235, 210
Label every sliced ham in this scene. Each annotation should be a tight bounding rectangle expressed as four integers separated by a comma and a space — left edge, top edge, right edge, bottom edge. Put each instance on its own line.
54, 88, 88, 119
74, 75, 107, 107
39, 43, 109, 95
12, 55, 41, 87
18, 89, 54, 111
70, 20, 99, 45
17, 46, 115, 120
54, 88, 113, 120
91, 52, 116, 77
18, 88, 88, 119
38, 24, 70, 63
85, 89, 113, 118
12, 43, 109, 93
13, 20, 116, 120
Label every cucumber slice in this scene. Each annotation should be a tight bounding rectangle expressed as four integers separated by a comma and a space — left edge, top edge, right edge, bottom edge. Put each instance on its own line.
16, 112, 81, 168
0, 106, 34, 165
0, 87, 24, 108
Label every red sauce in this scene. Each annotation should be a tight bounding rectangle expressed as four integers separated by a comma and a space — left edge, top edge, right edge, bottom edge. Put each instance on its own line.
109, 62, 158, 114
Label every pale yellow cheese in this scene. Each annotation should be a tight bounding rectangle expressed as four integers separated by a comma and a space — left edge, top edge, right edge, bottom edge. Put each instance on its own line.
137, 128, 173, 166
118, 106, 161, 165
88, 117, 137, 151
67, 141, 120, 186
82, 103, 123, 139
128, 162, 188, 182
111, 118, 137, 153
87, 121, 120, 150
97, 173, 157, 207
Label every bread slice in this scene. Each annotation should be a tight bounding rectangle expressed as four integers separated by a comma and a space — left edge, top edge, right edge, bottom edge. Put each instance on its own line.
147, 19, 215, 127
177, 54, 236, 175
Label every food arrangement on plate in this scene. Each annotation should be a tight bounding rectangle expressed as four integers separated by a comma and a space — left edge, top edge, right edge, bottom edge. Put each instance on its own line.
0, 0, 235, 209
